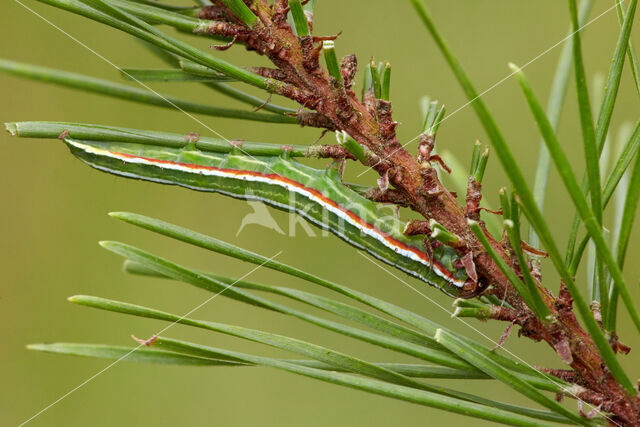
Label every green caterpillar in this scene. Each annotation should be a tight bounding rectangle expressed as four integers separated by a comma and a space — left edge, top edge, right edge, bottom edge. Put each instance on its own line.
63, 137, 474, 297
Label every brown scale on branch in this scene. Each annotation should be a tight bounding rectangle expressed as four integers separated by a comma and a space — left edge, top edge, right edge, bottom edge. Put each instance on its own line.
197, 5, 237, 22
271, 0, 291, 26
341, 54, 358, 89
365, 188, 411, 207
416, 134, 451, 173
376, 100, 397, 141
417, 133, 434, 164
267, 80, 320, 109
250, 66, 290, 82
465, 177, 483, 221
196, 21, 270, 54
362, 88, 377, 118
403, 219, 432, 237
610, 332, 632, 355
295, 110, 337, 130
307, 144, 355, 160
301, 37, 322, 72
540, 368, 588, 386
212, 36, 238, 51
198, 5, 640, 423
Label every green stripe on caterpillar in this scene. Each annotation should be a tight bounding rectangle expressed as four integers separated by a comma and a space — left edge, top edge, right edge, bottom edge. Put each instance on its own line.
63, 137, 475, 297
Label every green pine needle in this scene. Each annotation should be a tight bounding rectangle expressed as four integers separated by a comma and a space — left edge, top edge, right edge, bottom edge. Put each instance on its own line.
218, 0, 257, 27
28, 341, 491, 379
119, 68, 233, 82
568, 0, 602, 227
594, 0, 638, 150
421, 99, 446, 136
66, 294, 565, 424
0, 59, 291, 124
510, 63, 637, 394
502, 192, 551, 320
32, 337, 560, 426
568, 120, 640, 273
5, 122, 326, 157
101, 240, 475, 371
606, 139, 640, 329
616, 0, 640, 96
530, 0, 594, 248
468, 219, 534, 310
436, 329, 594, 426
381, 62, 392, 101
410, 0, 635, 394
323, 41, 343, 83
288, 0, 310, 37
369, 59, 382, 98
36, 0, 267, 88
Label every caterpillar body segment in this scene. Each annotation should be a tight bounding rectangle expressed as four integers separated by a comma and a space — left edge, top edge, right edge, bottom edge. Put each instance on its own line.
64, 138, 473, 297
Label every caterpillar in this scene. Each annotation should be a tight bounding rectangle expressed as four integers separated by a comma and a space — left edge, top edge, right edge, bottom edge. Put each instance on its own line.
63, 137, 476, 297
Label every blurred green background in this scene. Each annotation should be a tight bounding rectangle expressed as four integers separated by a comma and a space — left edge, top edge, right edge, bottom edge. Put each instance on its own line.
2, 1, 640, 425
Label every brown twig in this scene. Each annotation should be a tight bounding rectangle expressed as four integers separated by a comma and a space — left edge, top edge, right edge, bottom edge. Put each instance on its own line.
195, 5, 640, 424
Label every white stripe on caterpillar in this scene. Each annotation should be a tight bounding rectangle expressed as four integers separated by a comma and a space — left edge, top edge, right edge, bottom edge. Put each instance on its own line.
68, 139, 465, 288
